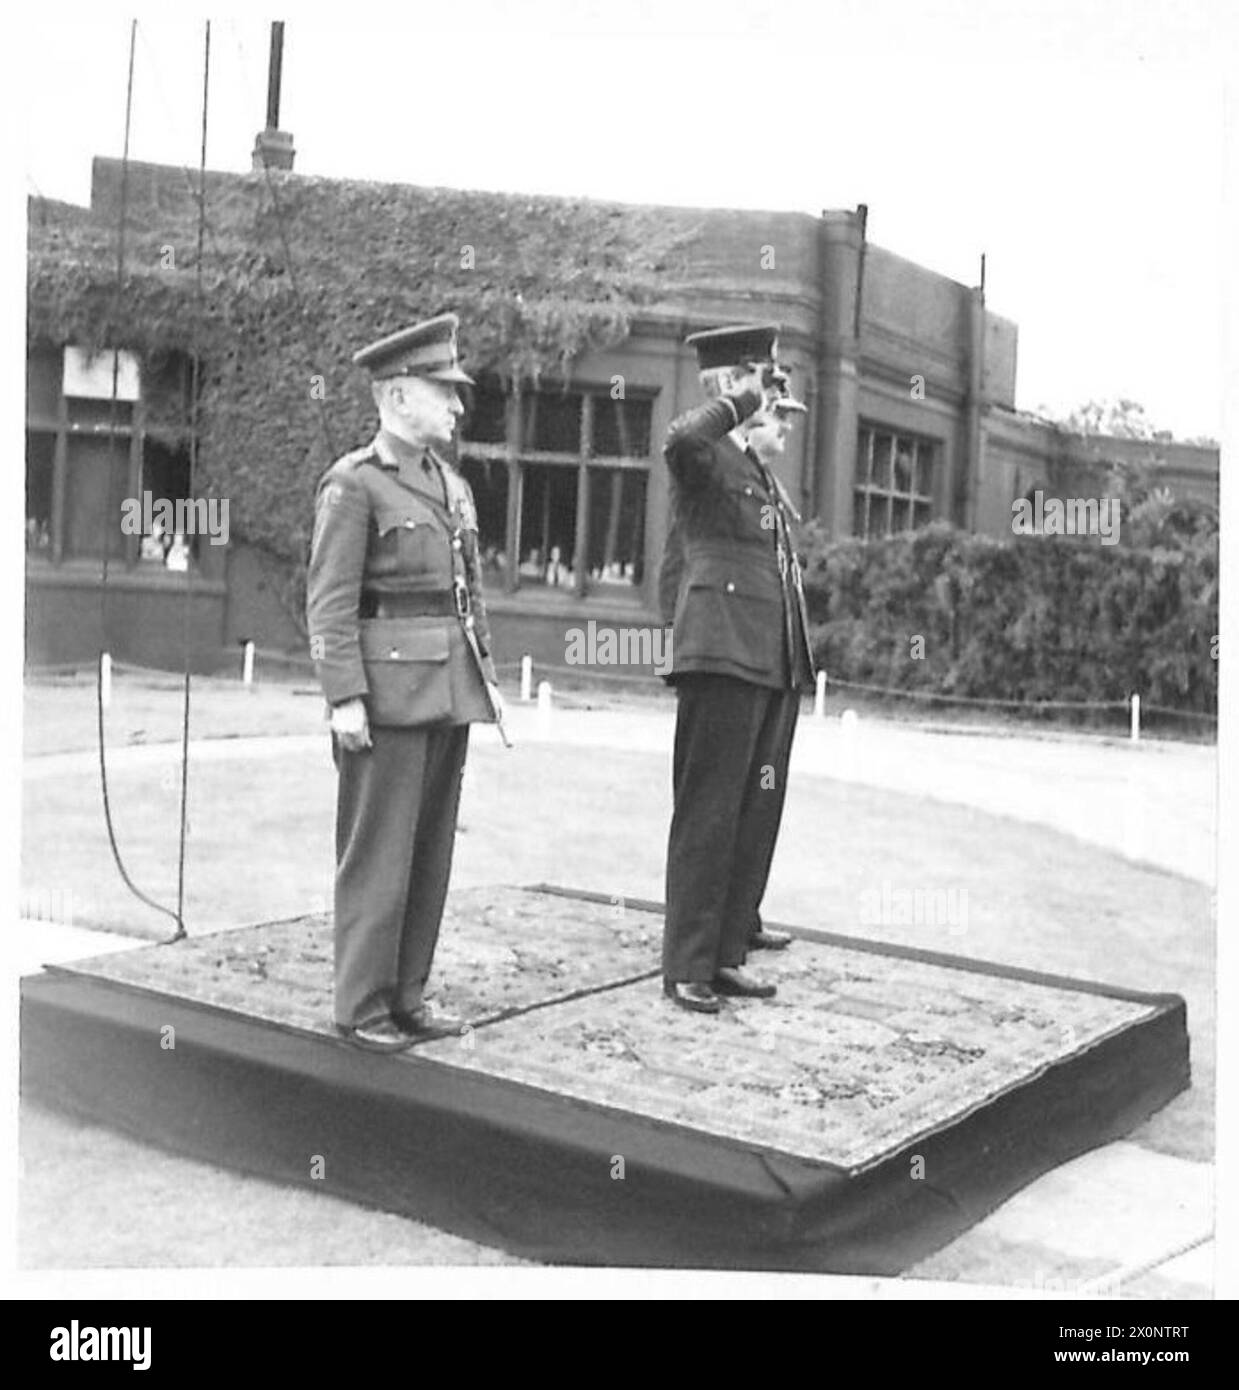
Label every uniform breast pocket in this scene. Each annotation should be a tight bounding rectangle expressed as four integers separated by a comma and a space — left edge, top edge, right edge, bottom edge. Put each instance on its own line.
372, 506, 446, 579
359, 619, 453, 727
674, 579, 783, 674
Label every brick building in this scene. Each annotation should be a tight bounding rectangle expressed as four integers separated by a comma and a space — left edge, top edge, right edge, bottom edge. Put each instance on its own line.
25, 156, 1220, 674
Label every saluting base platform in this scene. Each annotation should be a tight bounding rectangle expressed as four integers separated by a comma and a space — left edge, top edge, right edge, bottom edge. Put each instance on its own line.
20, 885, 1189, 1272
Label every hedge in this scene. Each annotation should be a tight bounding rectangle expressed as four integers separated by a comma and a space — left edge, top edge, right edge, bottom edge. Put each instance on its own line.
801, 493, 1219, 716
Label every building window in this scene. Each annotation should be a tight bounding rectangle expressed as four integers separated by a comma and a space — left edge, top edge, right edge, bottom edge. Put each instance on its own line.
460, 378, 653, 600
63, 396, 134, 561
26, 430, 55, 553
25, 344, 204, 570
854, 424, 937, 539
138, 438, 195, 565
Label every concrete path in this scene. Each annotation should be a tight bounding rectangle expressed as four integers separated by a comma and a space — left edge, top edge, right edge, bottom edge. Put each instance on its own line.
23, 701, 1216, 885
499, 702, 1216, 885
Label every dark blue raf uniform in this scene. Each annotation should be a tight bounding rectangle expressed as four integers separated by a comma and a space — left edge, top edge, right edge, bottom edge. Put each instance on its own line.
306, 314, 497, 1036
659, 324, 816, 1008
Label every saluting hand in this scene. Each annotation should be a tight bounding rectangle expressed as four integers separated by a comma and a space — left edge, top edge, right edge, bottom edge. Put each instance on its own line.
732, 363, 778, 414
331, 696, 372, 752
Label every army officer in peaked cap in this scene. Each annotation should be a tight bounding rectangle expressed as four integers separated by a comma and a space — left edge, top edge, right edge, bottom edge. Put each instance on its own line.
658, 324, 817, 1014
307, 312, 504, 1052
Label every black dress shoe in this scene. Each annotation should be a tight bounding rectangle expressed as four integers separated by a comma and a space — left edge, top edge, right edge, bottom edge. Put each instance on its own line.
749, 927, 793, 951
392, 1003, 466, 1039
663, 979, 722, 1014
713, 966, 777, 999
335, 1018, 415, 1053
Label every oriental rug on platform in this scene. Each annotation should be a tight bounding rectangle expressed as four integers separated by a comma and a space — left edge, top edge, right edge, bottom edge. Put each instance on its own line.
20, 885, 1189, 1271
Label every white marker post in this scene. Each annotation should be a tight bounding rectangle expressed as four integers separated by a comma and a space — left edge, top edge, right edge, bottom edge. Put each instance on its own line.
1130, 693, 1141, 743
520, 654, 533, 703
100, 652, 112, 710
814, 670, 827, 719
242, 640, 255, 688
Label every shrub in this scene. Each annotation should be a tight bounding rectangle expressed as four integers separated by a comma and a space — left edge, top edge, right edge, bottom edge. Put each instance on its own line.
800, 514, 1218, 716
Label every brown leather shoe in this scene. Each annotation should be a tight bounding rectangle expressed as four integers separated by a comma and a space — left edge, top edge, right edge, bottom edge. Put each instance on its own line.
749, 927, 793, 951
335, 1018, 416, 1053
663, 979, 722, 1014
713, 966, 777, 999
392, 1003, 466, 1040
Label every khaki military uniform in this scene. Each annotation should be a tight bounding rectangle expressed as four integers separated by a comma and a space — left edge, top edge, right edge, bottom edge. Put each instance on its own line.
307, 427, 496, 1029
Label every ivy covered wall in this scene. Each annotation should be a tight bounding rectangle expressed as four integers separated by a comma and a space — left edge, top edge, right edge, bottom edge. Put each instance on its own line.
28, 160, 700, 591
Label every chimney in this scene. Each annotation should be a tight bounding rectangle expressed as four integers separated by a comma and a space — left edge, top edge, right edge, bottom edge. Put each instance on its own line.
252, 21, 295, 172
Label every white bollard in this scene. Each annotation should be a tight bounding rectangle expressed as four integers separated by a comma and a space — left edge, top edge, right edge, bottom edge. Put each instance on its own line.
242, 640, 255, 687
100, 652, 112, 710
1130, 693, 1141, 742
520, 654, 533, 703
840, 707, 859, 731
814, 670, 827, 718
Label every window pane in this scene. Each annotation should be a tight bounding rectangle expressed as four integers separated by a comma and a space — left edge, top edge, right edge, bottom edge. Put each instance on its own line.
591, 396, 652, 458
519, 463, 578, 587
26, 430, 54, 552
138, 440, 193, 564
459, 455, 510, 587
913, 501, 933, 529
461, 379, 508, 445
63, 436, 128, 560
523, 392, 582, 453
586, 468, 646, 591
855, 429, 872, 483
893, 440, 914, 493
915, 442, 934, 496
891, 497, 910, 533
66, 399, 134, 430
871, 432, 892, 490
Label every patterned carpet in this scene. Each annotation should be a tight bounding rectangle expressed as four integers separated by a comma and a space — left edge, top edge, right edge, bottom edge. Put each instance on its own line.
61, 885, 1155, 1172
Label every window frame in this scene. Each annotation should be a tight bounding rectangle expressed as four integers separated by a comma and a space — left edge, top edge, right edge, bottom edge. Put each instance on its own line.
26, 345, 150, 569
854, 422, 939, 540
459, 381, 656, 600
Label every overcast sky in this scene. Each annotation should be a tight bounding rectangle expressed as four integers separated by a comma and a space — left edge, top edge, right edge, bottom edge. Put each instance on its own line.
15, 0, 1233, 439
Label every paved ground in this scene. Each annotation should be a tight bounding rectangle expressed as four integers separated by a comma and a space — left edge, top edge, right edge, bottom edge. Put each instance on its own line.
508, 700, 1217, 886
15, 679, 1217, 1292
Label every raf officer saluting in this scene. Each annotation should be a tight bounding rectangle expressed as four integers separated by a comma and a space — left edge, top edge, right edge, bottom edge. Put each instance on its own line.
659, 324, 816, 1014
307, 312, 504, 1052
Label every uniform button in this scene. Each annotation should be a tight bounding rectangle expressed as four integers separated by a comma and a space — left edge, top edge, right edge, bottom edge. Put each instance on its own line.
743, 486, 754, 496
725, 582, 736, 594
403, 520, 416, 529
452, 537, 463, 551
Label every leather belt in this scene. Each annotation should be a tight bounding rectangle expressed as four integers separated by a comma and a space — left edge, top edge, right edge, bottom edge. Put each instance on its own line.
363, 592, 457, 619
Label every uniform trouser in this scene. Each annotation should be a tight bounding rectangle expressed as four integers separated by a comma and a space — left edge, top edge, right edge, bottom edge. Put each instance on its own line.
332, 723, 469, 1028
662, 675, 800, 982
